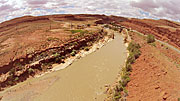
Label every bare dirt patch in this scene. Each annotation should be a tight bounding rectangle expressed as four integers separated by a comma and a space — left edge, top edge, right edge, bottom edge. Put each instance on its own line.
126, 31, 180, 101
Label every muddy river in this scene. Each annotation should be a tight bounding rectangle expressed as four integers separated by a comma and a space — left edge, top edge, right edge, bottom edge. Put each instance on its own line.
0, 32, 127, 101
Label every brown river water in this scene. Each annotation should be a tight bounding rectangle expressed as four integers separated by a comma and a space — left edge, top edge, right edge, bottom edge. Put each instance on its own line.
0, 32, 127, 101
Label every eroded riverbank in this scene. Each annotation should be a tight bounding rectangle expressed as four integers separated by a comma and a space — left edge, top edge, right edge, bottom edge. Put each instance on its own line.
0, 31, 127, 101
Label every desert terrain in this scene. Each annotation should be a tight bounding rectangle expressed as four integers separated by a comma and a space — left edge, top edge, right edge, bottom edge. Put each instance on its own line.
0, 14, 180, 101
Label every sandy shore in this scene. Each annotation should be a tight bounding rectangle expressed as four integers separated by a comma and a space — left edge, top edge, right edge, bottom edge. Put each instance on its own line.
0, 35, 114, 101
35, 36, 113, 78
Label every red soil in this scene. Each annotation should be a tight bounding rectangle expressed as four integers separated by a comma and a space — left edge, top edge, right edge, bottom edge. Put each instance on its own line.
127, 32, 180, 101
0, 14, 108, 74
119, 18, 180, 50
0, 14, 128, 74
1, 14, 180, 100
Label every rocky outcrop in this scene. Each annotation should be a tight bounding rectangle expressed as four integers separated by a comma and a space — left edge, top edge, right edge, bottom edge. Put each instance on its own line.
120, 18, 180, 49
0, 29, 109, 90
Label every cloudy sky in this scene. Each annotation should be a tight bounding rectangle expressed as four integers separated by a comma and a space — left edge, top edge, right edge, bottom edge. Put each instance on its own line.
0, 0, 179, 22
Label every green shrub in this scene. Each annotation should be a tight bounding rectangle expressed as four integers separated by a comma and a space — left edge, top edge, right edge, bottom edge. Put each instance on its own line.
15, 77, 19, 81
71, 50, 77, 56
104, 24, 109, 28
8, 81, 13, 85
70, 30, 81, 34
84, 47, 89, 51
80, 30, 89, 34
122, 80, 129, 87
55, 57, 61, 63
113, 92, 121, 101
70, 30, 88, 34
61, 56, 65, 59
147, 34, 155, 43
87, 24, 91, 27
7, 75, 14, 81
115, 85, 123, 92
123, 87, 128, 96
120, 80, 128, 87
71, 52, 76, 56
53, 53, 60, 57
122, 73, 130, 81
127, 42, 141, 52
132, 48, 141, 59
28, 68, 34, 74
69, 43, 73, 46
126, 54, 135, 64
47, 37, 59, 41
120, 72, 131, 87
125, 63, 132, 72
127, 42, 141, 60
73, 42, 78, 45
9, 68, 15, 75
149, 42, 156, 47
113, 27, 118, 31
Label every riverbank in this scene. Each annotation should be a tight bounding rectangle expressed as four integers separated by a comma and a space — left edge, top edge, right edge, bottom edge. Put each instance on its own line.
125, 29, 180, 100
0, 26, 113, 91
105, 23, 180, 100
0, 36, 113, 101
105, 27, 135, 101
35, 35, 113, 78
0, 29, 128, 101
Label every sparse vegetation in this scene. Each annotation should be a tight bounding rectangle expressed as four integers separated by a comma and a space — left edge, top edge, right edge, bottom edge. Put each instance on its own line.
47, 37, 60, 41
126, 54, 135, 64
114, 41, 141, 100
28, 68, 34, 74
84, 47, 89, 51
53, 52, 60, 57
149, 42, 156, 47
120, 72, 130, 87
127, 42, 141, 59
147, 34, 155, 43
8, 81, 13, 85
70, 29, 88, 34
125, 63, 132, 72
55, 57, 61, 63
9, 68, 15, 75
71, 50, 77, 56
69, 43, 73, 46
0, 18, 110, 91
14, 77, 19, 81
0, 14, 123, 93
104, 24, 109, 28
73, 42, 78, 45
113, 27, 118, 31
61, 56, 65, 59
113, 91, 121, 100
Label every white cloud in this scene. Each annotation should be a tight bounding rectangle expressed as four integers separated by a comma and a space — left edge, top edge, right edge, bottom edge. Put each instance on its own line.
0, 0, 179, 22
130, 0, 180, 21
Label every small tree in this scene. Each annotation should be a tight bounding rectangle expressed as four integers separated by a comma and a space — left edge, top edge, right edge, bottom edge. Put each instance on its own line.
28, 68, 34, 74
70, 50, 76, 56
87, 24, 90, 27
147, 34, 155, 43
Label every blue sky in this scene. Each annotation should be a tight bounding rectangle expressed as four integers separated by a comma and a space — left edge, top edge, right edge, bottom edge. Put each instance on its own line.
0, 0, 180, 22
